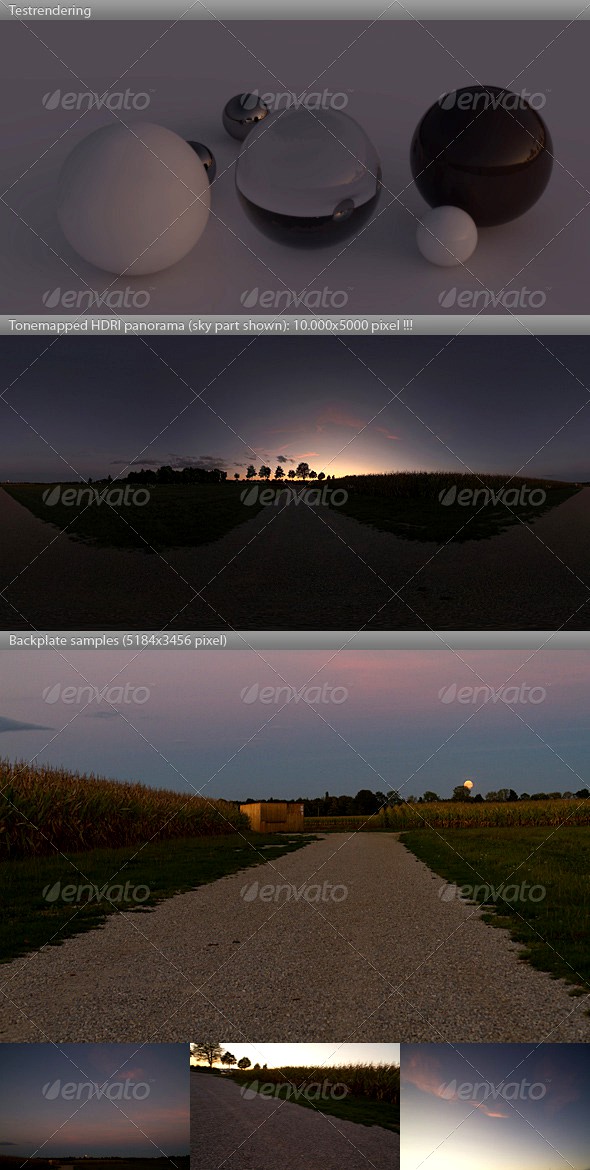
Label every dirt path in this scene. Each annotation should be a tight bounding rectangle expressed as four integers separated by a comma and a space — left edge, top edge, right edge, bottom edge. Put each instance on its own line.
190, 1071, 399, 1170
1, 835, 588, 1043
1, 486, 590, 629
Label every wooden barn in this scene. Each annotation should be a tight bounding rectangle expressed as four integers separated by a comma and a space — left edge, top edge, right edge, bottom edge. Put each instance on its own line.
240, 801, 305, 833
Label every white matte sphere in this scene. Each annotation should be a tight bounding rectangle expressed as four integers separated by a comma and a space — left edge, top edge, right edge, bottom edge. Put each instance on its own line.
416, 205, 478, 267
57, 122, 211, 275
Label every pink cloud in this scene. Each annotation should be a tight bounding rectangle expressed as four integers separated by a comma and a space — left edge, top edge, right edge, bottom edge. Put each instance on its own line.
315, 406, 399, 440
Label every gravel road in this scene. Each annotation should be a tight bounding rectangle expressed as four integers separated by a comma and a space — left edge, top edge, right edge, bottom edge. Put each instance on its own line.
2, 486, 590, 629
190, 1071, 399, 1170
1, 835, 588, 1043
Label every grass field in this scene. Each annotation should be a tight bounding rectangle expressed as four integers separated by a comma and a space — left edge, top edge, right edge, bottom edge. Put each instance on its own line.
305, 798, 590, 832
329, 472, 579, 543
0, 757, 252, 857
401, 827, 590, 994
0, 833, 315, 964
226, 1063, 400, 1131
2, 482, 263, 549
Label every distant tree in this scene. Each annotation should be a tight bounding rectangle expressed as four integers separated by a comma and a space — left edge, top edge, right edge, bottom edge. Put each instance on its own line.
246, 465, 256, 480
576, 788, 590, 799
259, 465, 271, 481
520, 793, 531, 801
288, 469, 296, 480
237, 1057, 252, 1070
507, 789, 519, 802
473, 793, 483, 803
485, 791, 499, 802
274, 466, 285, 480
422, 791, 440, 803
234, 472, 240, 481
296, 462, 310, 481
452, 785, 471, 802
253, 1063, 260, 1070
309, 470, 317, 480
191, 1043, 223, 1067
221, 1052, 237, 1067
317, 472, 325, 482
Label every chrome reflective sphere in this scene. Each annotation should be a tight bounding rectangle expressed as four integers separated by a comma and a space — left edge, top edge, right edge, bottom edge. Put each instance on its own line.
222, 93, 269, 141
235, 107, 381, 246
187, 141, 216, 184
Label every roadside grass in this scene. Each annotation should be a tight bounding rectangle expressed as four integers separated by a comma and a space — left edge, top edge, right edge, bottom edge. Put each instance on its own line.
2, 483, 263, 549
0, 833, 315, 964
227, 1062, 399, 1131
401, 827, 590, 994
329, 473, 578, 543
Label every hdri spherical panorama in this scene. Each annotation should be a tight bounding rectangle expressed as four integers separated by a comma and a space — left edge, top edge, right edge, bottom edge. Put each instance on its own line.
410, 86, 553, 227
235, 107, 382, 246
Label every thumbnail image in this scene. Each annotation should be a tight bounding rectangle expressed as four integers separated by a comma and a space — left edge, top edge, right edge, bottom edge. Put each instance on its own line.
190, 1042, 400, 1170
0, 20, 588, 312
0, 1044, 189, 1170
2, 335, 590, 630
401, 1043, 590, 1170
1, 644, 589, 1042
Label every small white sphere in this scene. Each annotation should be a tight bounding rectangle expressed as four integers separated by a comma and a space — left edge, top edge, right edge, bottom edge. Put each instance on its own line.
57, 122, 211, 275
416, 205, 478, 267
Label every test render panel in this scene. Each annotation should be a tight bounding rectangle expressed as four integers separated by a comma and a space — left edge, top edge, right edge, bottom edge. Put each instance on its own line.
0, 20, 588, 313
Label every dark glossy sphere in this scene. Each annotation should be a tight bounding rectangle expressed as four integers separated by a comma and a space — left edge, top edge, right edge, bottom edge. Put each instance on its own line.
222, 93, 269, 141
235, 108, 381, 247
187, 141, 216, 183
410, 86, 553, 227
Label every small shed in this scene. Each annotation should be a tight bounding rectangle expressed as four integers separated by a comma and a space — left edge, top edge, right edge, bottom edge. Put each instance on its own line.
240, 801, 304, 833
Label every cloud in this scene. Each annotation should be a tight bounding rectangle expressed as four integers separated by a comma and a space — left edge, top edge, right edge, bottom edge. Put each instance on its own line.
315, 406, 399, 440
403, 1053, 509, 1119
276, 455, 288, 463
111, 455, 231, 471
0, 716, 52, 734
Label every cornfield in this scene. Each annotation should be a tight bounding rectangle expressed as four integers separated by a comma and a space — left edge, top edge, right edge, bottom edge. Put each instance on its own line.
306, 799, 590, 832
231, 1063, 399, 1104
0, 757, 249, 858
336, 471, 573, 499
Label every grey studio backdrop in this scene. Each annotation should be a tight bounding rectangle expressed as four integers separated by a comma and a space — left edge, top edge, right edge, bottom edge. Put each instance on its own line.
1, 19, 589, 315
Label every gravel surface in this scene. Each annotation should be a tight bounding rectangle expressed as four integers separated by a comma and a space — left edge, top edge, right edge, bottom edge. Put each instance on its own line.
2, 487, 590, 629
190, 1071, 399, 1170
1, 835, 588, 1043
